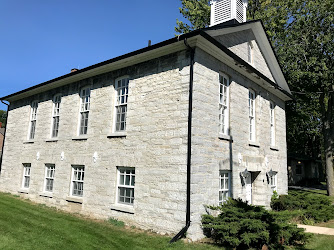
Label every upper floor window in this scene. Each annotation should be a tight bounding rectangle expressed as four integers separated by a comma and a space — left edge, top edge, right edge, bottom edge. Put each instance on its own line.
29, 101, 38, 140
219, 171, 231, 205
114, 77, 129, 132
79, 87, 90, 135
219, 73, 229, 135
71, 165, 85, 197
247, 41, 253, 65
44, 164, 55, 192
52, 95, 61, 138
270, 101, 275, 146
249, 90, 256, 141
22, 163, 31, 189
117, 167, 135, 205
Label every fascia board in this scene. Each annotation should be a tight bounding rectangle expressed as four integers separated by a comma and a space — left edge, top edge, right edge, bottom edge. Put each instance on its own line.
205, 21, 291, 95
195, 34, 292, 101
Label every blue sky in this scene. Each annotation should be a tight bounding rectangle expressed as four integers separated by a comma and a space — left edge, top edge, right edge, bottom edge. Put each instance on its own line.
0, 0, 187, 110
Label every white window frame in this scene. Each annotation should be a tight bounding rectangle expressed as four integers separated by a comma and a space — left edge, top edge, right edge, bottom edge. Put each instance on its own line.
28, 101, 38, 140
22, 163, 31, 189
44, 164, 55, 193
247, 41, 253, 65
219, 73, 230, 135
249, 89, 256, 142
51, 94, 61, 138
270, 173, 277, 192
78, 87, 90, 135
219, 171, 231, 205
117, 167, 135, 206
270, 101, 275, 146
70, 165, 85, 197
113, 77, 129, 132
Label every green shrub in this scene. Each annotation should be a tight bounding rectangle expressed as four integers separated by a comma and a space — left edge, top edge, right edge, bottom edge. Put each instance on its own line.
271, 190, 334, 223
202, 199, 309, 249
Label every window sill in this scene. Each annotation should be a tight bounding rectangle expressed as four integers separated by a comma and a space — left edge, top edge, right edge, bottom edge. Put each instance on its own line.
72, 135, 88, 141
39, 192, 53, 198
18, 188, 29, 194
66, 196, 83, 204
248, 141, 260, 148
45, 138, 58, 142
23, 140, 34, 144
107, 132, 127, 138
110, 204, 134, 214
270, 145, 279, 151
218, 134, 233, 142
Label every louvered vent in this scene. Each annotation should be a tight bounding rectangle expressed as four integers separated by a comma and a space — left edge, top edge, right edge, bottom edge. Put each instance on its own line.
214, 0, 231, 24
236, 0, 244, 23
210, 0, 248, 26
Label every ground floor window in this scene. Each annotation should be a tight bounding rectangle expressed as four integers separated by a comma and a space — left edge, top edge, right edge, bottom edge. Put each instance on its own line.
117, 167, 135, 205
44, 164, 55, 192
219, 171, 231, 205
22, 163, 31, 189
71, 165, 85, 197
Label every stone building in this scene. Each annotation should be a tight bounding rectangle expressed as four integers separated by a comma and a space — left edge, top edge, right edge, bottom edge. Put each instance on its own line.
0, 1, 292, 241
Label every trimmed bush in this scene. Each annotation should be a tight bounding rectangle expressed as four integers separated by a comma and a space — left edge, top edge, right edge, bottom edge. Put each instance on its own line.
202, 199, 309, 249
271, 190, 334, 223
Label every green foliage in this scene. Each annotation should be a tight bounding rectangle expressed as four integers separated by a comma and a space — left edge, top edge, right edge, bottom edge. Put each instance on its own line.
108, 217, 125, 227
271, 190, 334, 224
175, 0, 210, 34
0, 110, 6, 128
202, 199, 309, 249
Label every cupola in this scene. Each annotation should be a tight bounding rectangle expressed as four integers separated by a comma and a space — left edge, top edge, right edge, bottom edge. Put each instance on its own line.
210, 0, 248, 26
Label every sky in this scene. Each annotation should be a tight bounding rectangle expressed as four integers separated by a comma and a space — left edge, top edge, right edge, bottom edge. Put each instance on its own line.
0, 0, 188, 111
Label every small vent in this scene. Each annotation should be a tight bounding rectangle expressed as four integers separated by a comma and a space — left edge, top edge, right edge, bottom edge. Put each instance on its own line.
236, 0, 244, 23
214, 0, 231, 24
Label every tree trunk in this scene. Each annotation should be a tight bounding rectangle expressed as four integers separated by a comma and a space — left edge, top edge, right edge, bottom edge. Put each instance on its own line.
320, 87, 334, 196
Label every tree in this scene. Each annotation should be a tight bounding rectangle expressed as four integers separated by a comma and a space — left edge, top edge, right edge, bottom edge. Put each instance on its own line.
175, 0, 334, 195
175, 0, 210, 34
0, 110, 6, 128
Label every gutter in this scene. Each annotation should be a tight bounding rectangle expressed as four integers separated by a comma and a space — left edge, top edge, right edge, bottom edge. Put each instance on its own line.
0, 100, 9, 173
170, 39, 195, 243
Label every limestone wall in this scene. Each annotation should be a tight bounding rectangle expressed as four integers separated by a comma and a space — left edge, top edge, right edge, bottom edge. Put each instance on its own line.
0, 51, 191, 235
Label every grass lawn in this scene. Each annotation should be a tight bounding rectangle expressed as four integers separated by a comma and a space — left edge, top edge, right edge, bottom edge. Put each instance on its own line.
0, 192, 218, 250
1, 191, 333, 250
302, 235, 334, 250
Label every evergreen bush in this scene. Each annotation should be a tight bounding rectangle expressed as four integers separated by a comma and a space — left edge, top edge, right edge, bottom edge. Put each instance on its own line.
202, 199, 309, 249
271, 190, 334, 223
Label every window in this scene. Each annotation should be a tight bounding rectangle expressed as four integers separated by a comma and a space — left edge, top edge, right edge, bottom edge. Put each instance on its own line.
117, 167, 135, 205
71, 165, 85, 197
44, 164, 55, 192
270, 173, 277, 192
29, 101, 38, 140
247, 41, 253, 65
52, 95, 61, 138
296, 164, 302, 175
22, 163, 31, 189
270, 101, 275, 146
249, 90, 256, 141
79, 87, 90, 135
219, 73, 229, 135
219, 171, 230, 205
114, 77, 129, 132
